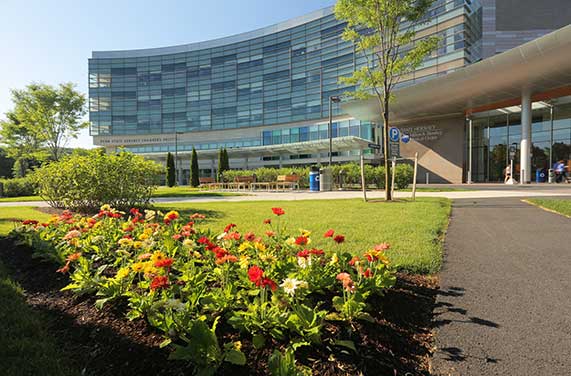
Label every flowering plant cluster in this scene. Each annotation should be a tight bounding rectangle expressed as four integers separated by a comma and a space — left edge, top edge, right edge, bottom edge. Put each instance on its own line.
14, 205, 396, 372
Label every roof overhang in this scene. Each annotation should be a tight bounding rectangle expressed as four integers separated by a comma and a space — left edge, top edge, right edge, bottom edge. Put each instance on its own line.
342, 24, 571, 123
135, 136, 373, 159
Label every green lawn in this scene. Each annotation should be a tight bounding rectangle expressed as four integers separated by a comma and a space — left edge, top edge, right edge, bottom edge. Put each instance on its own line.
0, 258, 77, 376
526, 198, 571, 217
156, 198, 451, 274
0, 186, 240, 202
0, 207, 51, 236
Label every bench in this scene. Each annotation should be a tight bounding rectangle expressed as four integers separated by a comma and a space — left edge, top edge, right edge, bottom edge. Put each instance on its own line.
273, 174, 300, 191
229, 175, 256, 191
198, 177, 219, 190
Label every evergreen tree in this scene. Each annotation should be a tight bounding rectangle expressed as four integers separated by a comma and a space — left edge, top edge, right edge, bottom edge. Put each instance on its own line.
190, 147, 200, 187
223, 148, 230, 171
217, 148, 224, 182
166, 152, 175, 187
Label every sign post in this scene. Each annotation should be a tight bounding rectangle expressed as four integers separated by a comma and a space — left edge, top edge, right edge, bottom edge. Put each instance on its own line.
506, 143, 517, 184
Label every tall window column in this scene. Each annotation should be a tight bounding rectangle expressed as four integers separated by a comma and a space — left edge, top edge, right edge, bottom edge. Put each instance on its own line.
521, 89, 532, 183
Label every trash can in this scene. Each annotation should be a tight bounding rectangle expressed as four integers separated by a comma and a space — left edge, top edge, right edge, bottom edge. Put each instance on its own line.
309, 166, 320, 192
535, 168, 546, 183
548, 168, 555, 183
319, 167, 332, 192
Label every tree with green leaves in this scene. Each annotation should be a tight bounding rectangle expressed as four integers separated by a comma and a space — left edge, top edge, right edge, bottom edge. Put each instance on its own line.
217, 148, 224, 182
335, 0, 438, 200
166, 152, 176, 187
223, 148, 230, 171
0, 83, 88, 165
190, 147, 200, 187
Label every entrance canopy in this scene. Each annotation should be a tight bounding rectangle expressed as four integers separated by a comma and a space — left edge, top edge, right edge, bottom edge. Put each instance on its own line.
341, 24, 571, 123
139, 136, 373, 159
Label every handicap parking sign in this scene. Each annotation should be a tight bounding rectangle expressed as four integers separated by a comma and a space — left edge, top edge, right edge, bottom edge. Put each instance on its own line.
401, 134, 410, 144
389, 127, 400, 142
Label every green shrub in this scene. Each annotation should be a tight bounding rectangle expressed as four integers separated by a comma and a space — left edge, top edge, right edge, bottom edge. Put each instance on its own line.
0, 176, 37, 197
32, 150, 163, 212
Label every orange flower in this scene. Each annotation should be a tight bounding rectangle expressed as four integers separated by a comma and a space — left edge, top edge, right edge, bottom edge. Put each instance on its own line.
56, 262, 70, 274
215, 255, 238, 265
154, 257, 174, 268
150, 275, 169, 290
66, 252, 82, 262
271, 207, 285, 216
138, 253, 152, 260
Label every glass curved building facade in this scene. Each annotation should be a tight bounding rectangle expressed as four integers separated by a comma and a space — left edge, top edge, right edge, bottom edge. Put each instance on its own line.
89, 1, 486, 181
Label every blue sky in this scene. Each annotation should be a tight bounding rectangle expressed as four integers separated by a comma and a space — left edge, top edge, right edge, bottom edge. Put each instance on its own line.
0, 0, 335, 148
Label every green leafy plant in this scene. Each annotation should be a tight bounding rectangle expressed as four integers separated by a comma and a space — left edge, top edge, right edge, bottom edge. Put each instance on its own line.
268, 347, 311, 376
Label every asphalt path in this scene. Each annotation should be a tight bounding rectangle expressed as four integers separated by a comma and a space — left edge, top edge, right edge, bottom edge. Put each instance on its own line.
432, 197, 571, 375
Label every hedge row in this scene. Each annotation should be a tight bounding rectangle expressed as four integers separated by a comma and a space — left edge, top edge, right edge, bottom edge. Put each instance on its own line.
221, 163, 414, 190
0, 176, 37, 197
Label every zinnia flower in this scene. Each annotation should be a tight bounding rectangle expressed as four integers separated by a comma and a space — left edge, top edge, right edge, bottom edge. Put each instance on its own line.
280, 278, 304, 296
115, 267, 130, 280
150, 275, 169, 290
295, 236, 309, 246
261, 277, 277, 291
154, 257, 174, 268
190, 213, 206, 219
163, 210, 179, 224
22, 219, 39, 226
63, 230, 81, 240
324, 229, 335, 238
374, 242, 391, 251
263, 218, 271, 224
333, 235, 345, 244
265, 230, 275, 237
248, 265, 264, 285
66, 252, 82, 262
244, 232, 256, 242
224, 223, 237, 233
271, 207, 285, 216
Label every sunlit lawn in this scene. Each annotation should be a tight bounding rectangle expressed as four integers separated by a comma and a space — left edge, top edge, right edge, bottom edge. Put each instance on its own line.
156, 198, 451, 274
0, 207, 51, 236
526, 198, 571, 217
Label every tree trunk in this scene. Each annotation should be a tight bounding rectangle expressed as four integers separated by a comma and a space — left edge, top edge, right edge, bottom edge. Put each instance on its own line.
383, 96, 392, 201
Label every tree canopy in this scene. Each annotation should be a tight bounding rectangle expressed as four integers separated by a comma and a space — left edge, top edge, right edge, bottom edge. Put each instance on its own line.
335, 0, 438, 200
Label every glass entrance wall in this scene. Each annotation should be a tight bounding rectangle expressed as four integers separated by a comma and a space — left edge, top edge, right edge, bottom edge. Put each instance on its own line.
468, 96, 571, 182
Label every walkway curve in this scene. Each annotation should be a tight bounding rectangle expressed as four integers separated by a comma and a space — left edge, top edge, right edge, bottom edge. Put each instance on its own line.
432, 197, 571, 375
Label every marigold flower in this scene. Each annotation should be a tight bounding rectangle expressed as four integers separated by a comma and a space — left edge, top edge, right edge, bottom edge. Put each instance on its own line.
271, 207, 285, 216
333, 235, 345, 244
150, 275, 169, 290
324, 229, 335, 238
154, 257, 174, 268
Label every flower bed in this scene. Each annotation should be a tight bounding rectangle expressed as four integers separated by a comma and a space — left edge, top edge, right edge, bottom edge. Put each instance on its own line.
14, 206, 397, 374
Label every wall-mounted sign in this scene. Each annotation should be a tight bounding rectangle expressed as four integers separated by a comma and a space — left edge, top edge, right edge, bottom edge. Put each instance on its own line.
401, 134, 410, 144
389, 127, 400, 142
400, 125, 443, 142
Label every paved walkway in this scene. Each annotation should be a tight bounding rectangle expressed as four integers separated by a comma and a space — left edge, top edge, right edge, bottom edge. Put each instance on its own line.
432, 197, 571, 375
1, 185, 570, 207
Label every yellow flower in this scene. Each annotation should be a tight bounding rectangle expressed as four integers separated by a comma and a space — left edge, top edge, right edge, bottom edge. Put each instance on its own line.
143, 261, 158, 275
151, 250, 166, 265
299, 229, 312, 237
133, 241, 143, 249
260, 253, 276, 263
132, 262, 145, 272
118, 238, 133, 248
183, 238, 196, 248
100, 204, 111, 211
238, 242, 252, 252
254, 242, 266, 252
285, 237, 296, 246
192, 251, 202, 258
115, 266, 130, 280
233, 341, 242, 351
330, 253, 339, 265
239, 255, 250, 269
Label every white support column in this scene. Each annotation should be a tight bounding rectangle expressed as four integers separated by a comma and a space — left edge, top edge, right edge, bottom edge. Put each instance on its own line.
521, 89, 532, 184
467, 118, 473, 184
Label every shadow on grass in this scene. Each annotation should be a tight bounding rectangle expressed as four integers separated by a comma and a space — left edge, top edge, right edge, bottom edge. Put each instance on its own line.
152, 206, 226, 225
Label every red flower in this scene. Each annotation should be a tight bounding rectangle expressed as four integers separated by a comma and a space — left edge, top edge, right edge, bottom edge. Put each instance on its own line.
363, 268, 373, 278
224, 223, 237, 233
295, 236, 308, 246
150, 276, 170, 290
263, 218, 272, 225
197, 236, 210, 244
130, 208, 141, 216
22, 219, 39, 225
309, 248, 324, 256
297, 249, 310, 258
215, 255, 238, 265
244, 232, 256, 242
211, 247, 228, 259
224, 231, 241, 241
56, 262, 70, 274
265, 230, 275, 237
348, 256, 361, 266
248, 266, 264, 285
154, 258, 174, 268
333, 235, 345, 244
172, 234, 182, 241
324, 229, 335, 238
271, 207, 285, 216
261, 278, 277, 291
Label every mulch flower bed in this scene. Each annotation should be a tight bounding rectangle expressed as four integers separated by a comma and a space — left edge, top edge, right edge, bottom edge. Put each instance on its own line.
0, 237, 438, 375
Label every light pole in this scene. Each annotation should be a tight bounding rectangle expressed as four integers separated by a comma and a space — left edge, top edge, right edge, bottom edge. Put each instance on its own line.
174, 131, 183, 185
328, 95, 341, 166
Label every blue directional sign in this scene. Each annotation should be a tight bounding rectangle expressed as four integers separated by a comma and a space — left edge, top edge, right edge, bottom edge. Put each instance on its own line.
389, 127, 400, 142
401, 134, 410, 144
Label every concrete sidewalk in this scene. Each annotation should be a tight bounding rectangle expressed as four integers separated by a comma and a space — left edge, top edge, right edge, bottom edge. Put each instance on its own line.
1, 185, 570, 207
432, 197, 571, 375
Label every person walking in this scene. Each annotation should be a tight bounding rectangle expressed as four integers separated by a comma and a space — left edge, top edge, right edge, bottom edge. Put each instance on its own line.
504, 164, 512, 183
554, 160, 566, 183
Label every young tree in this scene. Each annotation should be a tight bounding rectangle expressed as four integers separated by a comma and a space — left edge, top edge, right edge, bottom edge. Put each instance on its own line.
335, 0, 438, 200
217, 148, 226, 182
190, 147, 200, 187
223, 148, 230, 171
0, 83, 88, 162
166, 152, 176, 187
